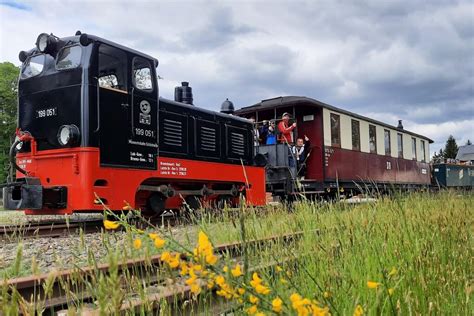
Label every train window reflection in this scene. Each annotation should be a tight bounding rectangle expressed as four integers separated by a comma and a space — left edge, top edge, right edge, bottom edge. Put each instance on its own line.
21, 54, 45, 79
330, 113, 340, 147
369, 124, 377, 154
351, 119, 360, 151
99, 74, 119, 89
56, 45, 82, 70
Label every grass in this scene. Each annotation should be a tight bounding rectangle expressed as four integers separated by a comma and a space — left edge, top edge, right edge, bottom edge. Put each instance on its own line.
1, 191, 472, 315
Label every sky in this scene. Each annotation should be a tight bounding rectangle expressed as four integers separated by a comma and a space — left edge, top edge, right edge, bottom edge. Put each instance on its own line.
0, 0, 473, 156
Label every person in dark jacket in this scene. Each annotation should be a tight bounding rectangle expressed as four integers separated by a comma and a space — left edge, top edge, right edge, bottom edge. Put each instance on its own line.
259, 120, 269, 144
292, 135, 310, 179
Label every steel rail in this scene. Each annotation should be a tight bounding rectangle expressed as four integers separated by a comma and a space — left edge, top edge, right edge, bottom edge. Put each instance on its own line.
6, 230, 309, 313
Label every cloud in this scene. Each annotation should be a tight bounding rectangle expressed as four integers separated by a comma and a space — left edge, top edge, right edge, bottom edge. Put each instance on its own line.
0, 0, 472, 157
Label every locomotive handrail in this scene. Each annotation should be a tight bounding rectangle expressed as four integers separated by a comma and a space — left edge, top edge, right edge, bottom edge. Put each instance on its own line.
9, 139, 28, 176
94, 78, 100, 132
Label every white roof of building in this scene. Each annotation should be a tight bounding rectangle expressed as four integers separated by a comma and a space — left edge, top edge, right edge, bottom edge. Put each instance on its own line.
456, 144, 474, 161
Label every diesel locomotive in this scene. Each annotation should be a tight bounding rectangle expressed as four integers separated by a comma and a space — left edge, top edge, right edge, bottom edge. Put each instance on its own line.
2, 32, 266, 215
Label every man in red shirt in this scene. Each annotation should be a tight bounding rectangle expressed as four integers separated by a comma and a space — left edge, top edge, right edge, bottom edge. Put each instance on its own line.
278, 112, 297, 144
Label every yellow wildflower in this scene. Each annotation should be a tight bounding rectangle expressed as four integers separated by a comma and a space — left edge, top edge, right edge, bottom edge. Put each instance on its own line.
323, 291, 330, 298
272, 297, 283, 313
280, 277, 288, 284
231, 264, 243, 277
255, 284, 271, 295
185, 275, 197, 285
388, 267, 397, 277
367, 281, 380, 289
388, 288, 394, 295
133, 238, 142, 249
193, 264, 202, 271
190, 282, 201, 295
247, 305, 258, 315
237, 287, 246, 295
154, 237, 166, 248
255, 313, 265, 316
148, 233, 158, 239
168, 253, 180, 268
223, 266, 229, 272
249, 295, 259, 304
215, 275, 226, 286
353, 304, 364, 316
161, 251, 171, 262
180, 262, 189, 276
290, 293, 302, 303
207, 279, 215, 289
276, 265, 283, 272
250, 272, 263, 288
103, 220, 120, 230
205, 253, 218, 265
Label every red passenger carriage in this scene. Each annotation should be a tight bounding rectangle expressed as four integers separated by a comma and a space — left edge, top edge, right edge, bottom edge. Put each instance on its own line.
235, 96, 433, 198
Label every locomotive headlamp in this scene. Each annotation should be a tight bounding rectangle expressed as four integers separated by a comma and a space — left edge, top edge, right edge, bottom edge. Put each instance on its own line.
57, 125, 80, 146
36, 33, 59, 54
18, 51, 28, 62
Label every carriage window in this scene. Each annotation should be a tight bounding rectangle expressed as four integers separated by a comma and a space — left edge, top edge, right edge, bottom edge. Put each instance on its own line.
56, 45, 82, 70
369, 124, 377, 153
412, 137, 417, 160
421, 140, 426, 162
98, 44, 127, 92
384, 129, 391, 156
397, 133, 403, 158
330, 113, 341, 147
133, 58, 153, 91
351, 119, 360, 151
21, 54, 45, 79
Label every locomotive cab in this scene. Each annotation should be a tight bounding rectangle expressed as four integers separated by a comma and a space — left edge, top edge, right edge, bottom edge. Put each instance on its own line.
5, 32, 160, 211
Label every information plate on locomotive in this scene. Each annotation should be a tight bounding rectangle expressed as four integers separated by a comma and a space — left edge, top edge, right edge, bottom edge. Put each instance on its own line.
36, 107, 58, 118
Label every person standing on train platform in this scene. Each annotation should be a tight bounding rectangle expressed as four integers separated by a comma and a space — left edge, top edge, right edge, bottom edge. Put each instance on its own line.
249, 117, 260, 146
278, 112, 297, 144
266, 120, 277, 144
259, 120, 269, 144
292, 135, 311, 179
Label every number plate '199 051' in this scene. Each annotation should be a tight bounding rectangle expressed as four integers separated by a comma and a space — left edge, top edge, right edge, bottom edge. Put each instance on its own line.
36, 107, 57, 118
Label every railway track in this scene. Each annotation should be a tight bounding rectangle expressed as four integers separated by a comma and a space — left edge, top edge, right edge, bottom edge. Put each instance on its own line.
0, 219, 105, 239
0, 214, 182, 239
5, 230, 308, 315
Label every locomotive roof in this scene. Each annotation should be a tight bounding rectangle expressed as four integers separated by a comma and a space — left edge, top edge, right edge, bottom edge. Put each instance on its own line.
235, 96, 434, 143
34, 33, 159, 66
159, 97, 252, 124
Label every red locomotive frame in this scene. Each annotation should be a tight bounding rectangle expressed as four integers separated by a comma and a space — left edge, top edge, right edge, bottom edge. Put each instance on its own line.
15, 145, 265, 215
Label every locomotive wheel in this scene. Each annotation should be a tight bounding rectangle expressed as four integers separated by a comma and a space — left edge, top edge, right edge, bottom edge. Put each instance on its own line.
216, 195, 233, 209
147, 193, 167, 216
184, 195, 201, 211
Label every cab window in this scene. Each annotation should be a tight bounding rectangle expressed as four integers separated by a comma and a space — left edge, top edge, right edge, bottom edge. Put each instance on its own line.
56, 45, 82, 70
98, 44, 128, 92
133, 57, 153, 91
21, 54, 45, 79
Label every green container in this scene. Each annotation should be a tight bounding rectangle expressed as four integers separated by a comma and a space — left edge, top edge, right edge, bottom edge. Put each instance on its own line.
433, 164, 474, 187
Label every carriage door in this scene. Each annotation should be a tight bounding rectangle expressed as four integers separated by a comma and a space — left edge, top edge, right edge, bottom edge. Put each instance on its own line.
97, 45, 157, 169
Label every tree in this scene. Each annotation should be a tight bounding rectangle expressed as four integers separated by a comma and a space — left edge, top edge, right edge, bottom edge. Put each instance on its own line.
431, 148, 445, 163
443, 135, 458, 159
0, 62, 19, 184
